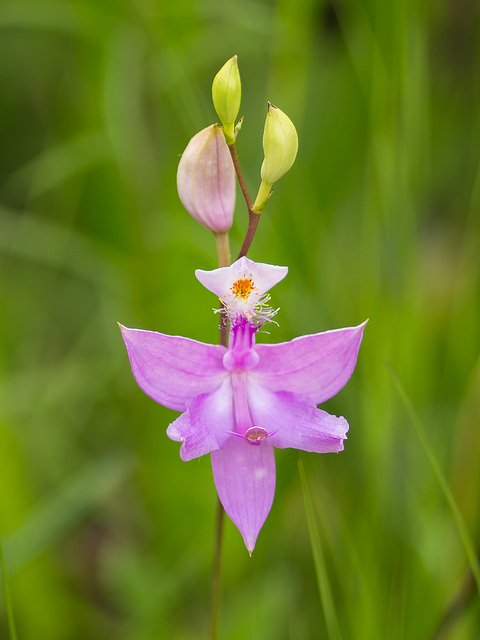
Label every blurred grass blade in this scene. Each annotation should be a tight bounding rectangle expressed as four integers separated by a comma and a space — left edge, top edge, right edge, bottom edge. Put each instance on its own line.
3, 454, 132, 573
298, 454, 342, 640
0, 541, 18, 640
0, 206, 124, 295
6, 131, 113, 201
0, 1, 112, 40
387, 363, 480, 597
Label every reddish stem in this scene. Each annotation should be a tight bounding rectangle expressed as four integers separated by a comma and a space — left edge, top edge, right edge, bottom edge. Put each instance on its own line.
228, 142, 261, 259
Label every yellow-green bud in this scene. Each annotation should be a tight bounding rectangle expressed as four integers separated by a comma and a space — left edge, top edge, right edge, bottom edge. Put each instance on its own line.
261, 102, 298, 183
252, 103, 298, 213
212, 55, 241, 145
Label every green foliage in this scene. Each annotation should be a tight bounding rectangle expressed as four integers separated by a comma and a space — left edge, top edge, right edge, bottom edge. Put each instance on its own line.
1, 0, 480, 638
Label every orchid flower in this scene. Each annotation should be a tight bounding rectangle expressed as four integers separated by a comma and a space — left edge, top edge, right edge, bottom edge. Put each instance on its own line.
120, 257, 365, 553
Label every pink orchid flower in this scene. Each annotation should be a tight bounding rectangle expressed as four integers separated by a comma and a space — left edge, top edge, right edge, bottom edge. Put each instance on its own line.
120, 257, 366, 553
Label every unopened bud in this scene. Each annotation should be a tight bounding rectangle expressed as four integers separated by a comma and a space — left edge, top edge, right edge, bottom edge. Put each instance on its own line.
177, 124, 235, 233
212, 56, 241, 145
252, 103, 298, 213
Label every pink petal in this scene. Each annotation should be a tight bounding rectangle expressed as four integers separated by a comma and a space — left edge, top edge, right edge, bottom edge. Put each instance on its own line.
167, 377, 234, 460
247, 380, 348, 453
252, 321, 366, 404
120, 325, 227, 411
211, 436, 276, 553
177, 124, 235, 233
195, 256, 288, 300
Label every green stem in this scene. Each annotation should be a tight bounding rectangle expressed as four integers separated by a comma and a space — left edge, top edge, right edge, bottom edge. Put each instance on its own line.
214, 232, 230, 347
214, 232, 231, 268
209, 497, 225, 640
209, 230, 230, 639
251, 179, 272, 213
0, 541, 18, 640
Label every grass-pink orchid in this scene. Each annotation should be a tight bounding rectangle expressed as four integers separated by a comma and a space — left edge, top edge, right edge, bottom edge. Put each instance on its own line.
120, 257, 366, 553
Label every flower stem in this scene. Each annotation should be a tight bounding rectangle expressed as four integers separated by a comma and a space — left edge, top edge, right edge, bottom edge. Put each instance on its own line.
228, 142, 253, 210
237, 212, 261, 259
214, 232, 230, 347
0, 541, 18, 640
209, 231, 229, 639
214, 231, 231, 268
251, 179, 272, 213
209, 496, 225, 640
228, 142, 262, 259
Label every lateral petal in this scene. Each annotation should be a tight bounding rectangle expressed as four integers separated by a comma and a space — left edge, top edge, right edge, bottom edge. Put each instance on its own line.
167, 377, 234, 461
211, 437, 276, 553
120, 325, 227, 411
247, 380, 348, 453
252, 321, 366, 404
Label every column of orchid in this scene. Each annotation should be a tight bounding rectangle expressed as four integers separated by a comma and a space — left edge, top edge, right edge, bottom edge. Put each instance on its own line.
120, 55, 365, 638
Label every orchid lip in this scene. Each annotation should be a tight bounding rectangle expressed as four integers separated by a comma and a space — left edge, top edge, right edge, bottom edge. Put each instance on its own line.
227, 427, 279, 446
195, 257, 288, 325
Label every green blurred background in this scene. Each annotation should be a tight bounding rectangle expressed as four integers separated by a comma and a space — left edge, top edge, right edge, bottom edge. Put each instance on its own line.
1, 0, 479, 638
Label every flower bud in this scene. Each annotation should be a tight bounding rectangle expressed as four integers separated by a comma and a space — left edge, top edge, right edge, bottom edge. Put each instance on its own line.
177, 124, 235, 233
252, 103, 298, 213
212, 56, 241, 145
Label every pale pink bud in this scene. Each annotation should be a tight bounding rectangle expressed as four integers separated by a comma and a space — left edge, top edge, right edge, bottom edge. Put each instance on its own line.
177, 124, 235, 233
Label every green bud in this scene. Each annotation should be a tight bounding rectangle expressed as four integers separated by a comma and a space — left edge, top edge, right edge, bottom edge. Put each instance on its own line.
212, 55, 241, 145
252, 103, 298, 213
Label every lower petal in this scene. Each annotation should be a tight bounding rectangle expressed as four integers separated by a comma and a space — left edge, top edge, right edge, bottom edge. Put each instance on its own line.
211, 437, 276, 554
167, 377, 234, 461
248, 380, 348, 453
